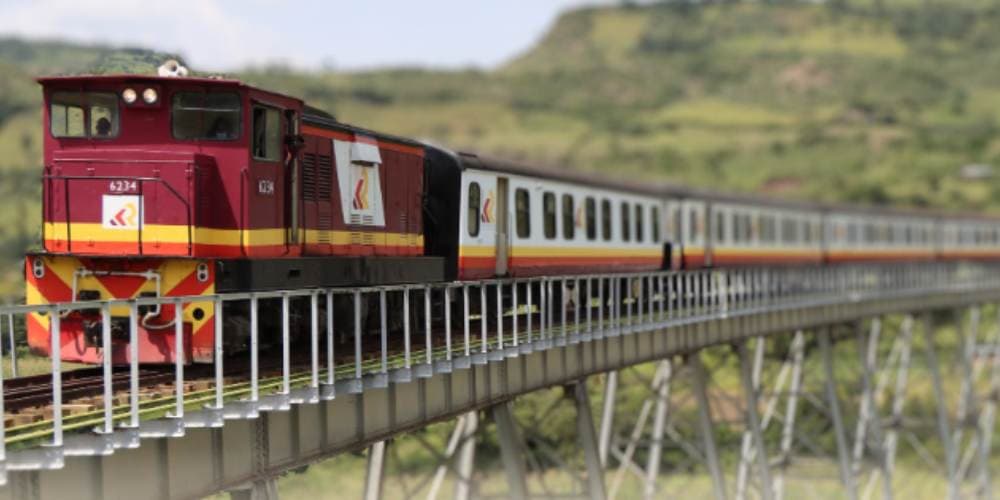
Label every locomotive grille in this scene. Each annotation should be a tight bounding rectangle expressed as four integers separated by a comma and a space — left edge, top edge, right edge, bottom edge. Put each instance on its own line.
317, 214, 331, 243
302, 153, 317, 200
316, 154, 332, 201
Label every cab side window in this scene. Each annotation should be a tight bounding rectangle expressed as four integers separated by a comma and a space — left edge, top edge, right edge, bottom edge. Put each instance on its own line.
172, 92, 240, 140
252, 105, 281, 161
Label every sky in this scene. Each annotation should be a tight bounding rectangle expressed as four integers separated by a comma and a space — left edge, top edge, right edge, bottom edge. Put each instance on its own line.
0, 0, 612, 71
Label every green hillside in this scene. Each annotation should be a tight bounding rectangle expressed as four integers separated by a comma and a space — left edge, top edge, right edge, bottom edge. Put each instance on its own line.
2, 1, 1000, 295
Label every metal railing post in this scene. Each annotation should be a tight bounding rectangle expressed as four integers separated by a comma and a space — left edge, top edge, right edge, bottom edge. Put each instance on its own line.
326, 291, 336, 386
214, 297, 224, 409
101, 302, 113, 433
129, 302, 140, 427
174, 299, 185, 417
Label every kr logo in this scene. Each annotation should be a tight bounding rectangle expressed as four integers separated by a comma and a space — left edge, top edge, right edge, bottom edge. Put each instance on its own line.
102, 195, 143, 230
481, 190, 495, 224
353, 169, 370, 210
109, 202, 138, 227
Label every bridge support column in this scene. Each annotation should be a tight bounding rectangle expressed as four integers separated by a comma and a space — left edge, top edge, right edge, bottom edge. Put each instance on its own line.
453, 412, 478, 500
424, 412, 476, 500
572, 380, 607, 500
363, 441, 387, 500
492, 402, 528, 500
737, 339, 773, 500
820, 328, 857, 500
691, 353, 727, 500
950, 305, 1000, 499
852, 318, 892, 500
774, 330, 805, 500
598, 371, 618, 468
606, 360, 673, 500
229, 479, 278, 500
974, 306, 1000, 499
881, 315, 914, 493
923, 314, 958, 500
643, 361, 671, 500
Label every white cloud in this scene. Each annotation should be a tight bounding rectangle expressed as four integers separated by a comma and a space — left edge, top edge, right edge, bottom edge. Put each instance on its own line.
0, 0, 306, 71
0, 0, 616, 71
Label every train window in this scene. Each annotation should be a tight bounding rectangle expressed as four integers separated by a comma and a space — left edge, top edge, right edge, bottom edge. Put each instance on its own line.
586, 198, 597, 240
847, 223, 858, 244
562, 194, 575, 240
782, 218, 797, 244
51, 91, 119, 138
673, 207, 682, 241
652, 207, 661, 243
689, 210, 698, 243
601, 199, 612, 241
467, 183, 481, 237
252, 105, 282, 161
515, 189, 530, 238
864, 223, 875, 244
635, 204, 644, 242
761, 215, 776, 244
622, 202, 631, 242
543, 192, 556, 239
715, 211, 725, 243
172, 92, 241, 141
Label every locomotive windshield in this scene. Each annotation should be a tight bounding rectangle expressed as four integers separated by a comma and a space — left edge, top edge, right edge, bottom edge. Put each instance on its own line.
171, 91, 241, 141
50, 91, 119, 138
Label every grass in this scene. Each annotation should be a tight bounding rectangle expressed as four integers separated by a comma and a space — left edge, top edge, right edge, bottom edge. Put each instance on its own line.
265, 435, 982, 500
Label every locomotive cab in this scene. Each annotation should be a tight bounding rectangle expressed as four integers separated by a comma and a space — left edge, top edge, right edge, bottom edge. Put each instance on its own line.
38, 74, 305, 259
27, 74, 306, 364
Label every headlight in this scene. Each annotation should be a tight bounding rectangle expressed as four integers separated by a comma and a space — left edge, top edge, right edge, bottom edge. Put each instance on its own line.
142, 88, 158, 104
122, 88, 137, 104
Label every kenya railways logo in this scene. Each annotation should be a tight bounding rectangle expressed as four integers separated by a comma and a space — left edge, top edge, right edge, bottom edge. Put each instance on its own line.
481, 190, 495, 224
353, 169, 370, 210
102, 195, 143, 230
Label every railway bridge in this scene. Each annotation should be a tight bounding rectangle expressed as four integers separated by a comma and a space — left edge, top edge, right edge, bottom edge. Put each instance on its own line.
0, 262, 998, 499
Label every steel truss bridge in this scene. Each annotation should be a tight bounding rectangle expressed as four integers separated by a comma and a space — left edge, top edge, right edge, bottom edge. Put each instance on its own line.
0, 263, 998, 499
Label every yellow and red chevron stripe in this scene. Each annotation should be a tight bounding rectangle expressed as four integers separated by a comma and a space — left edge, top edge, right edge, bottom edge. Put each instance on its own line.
25, 255, 216, 364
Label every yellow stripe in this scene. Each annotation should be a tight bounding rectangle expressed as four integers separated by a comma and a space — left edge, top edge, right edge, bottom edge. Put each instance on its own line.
45, 223, 423, 248
303, 229, 424, 247
713, 247, 820, 257
460, 245, 495, 258
460, 245, 660, 258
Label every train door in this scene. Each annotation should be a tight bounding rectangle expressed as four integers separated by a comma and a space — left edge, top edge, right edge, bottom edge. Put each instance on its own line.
681, 200, 707, 268
248, 101, 287, 256
495, 177, 510, 276
665, 200, 682, 269
285, 109, 301, 247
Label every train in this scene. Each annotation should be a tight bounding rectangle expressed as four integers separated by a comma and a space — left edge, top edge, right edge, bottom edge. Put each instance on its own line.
24, 72, 1000, 365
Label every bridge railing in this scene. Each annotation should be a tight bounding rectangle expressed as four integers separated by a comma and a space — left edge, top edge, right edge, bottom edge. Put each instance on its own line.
0, 261, 996, 478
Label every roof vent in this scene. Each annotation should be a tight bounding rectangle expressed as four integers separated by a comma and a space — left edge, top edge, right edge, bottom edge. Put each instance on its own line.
157, 59, 189, 78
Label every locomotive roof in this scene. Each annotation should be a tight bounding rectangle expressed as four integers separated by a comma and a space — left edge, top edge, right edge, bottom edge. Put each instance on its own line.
37, 74, 303, 104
